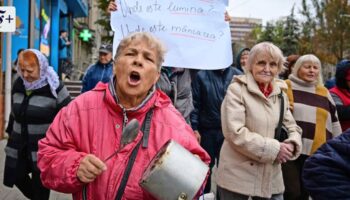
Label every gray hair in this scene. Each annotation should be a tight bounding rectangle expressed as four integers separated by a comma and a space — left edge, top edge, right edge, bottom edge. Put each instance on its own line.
246, 42, 285, 73
114, 32, 167, 71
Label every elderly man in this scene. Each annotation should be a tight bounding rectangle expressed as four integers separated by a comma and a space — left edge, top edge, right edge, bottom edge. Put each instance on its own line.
81, 44, 113, 93
37, 32, 210, 200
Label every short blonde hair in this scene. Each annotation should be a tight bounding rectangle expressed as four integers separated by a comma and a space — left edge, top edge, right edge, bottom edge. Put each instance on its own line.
292, 54, 323, 84
114, 32, 167, 71
246, 42, 285, 73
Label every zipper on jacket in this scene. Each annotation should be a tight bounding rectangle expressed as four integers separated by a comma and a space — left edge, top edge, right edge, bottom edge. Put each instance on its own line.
100, 65, 106, 81
122, 108, 128, 128
83, 185, 87, 200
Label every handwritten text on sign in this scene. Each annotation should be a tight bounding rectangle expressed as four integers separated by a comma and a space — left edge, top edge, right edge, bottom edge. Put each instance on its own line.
111, 0, 232, 70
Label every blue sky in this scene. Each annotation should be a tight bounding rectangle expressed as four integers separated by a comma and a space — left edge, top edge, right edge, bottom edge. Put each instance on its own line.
227, 0, 303, 24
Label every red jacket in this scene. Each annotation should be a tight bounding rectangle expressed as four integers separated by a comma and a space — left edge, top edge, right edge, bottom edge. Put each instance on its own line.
37, 82, 210, 200
330, 86, 350, 131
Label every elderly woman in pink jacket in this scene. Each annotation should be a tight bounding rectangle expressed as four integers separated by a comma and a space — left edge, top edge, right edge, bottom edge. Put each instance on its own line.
37, 32, 210, 200
216, 42, 302, 200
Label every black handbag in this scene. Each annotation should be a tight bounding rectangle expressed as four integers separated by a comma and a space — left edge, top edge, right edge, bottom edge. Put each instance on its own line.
274, 91, 288, 142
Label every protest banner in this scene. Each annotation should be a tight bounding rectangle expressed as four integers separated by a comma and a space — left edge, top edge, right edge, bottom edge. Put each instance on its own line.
110, 0, 232, 69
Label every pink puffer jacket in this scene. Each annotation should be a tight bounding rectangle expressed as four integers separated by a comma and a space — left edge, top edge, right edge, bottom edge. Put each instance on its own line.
37, 82, 210, 200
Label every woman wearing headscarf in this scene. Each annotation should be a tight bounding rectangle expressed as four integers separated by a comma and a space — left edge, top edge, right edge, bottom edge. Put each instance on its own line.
329, 59, 350, 132
283, 54, 342, 200
3, 49, 71, 199
217, 42, 302, 200
235, 47, 250, 73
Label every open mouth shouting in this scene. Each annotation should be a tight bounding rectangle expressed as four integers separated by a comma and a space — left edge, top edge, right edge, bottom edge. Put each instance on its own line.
128, 71, 141, 86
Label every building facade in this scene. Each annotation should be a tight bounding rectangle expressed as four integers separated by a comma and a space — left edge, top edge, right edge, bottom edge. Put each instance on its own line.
1, 0, 89, 73
0, 0, 92, 138
229, 17, 262, 50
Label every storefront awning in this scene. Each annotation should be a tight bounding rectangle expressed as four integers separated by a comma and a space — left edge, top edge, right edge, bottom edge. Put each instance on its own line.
65, 0, 88, 17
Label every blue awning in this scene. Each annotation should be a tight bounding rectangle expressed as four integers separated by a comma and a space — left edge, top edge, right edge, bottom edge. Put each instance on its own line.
65, 0, 88, 18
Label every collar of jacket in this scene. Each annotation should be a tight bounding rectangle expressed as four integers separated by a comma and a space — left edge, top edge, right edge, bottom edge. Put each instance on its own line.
108, 77, 156, 112
234, 72, 287, 100
92, 80, 171, 119
97, 60, 113, 67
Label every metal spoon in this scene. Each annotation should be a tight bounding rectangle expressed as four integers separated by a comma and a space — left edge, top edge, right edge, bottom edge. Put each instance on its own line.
104, 119, 140, 162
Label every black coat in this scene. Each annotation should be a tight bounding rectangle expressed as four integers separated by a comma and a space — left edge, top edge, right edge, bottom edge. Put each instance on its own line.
190, 67, 242, 131
3, 78, 71, 187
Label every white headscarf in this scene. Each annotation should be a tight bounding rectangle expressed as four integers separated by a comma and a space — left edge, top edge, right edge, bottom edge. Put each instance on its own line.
16, 49, 60, 98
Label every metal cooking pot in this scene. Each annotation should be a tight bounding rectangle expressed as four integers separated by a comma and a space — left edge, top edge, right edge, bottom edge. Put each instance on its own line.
140, 140, 209, 200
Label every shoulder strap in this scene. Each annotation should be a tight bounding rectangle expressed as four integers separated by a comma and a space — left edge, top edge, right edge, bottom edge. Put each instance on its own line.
142, 109, 153, 148
275, 91, 284, 140
115, 108, 154, 200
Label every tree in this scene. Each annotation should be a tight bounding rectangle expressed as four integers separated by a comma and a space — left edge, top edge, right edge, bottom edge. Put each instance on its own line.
258, 22, 275, 43
244, 5, 300, 56
272, 20, 285, 47
95, 0, 113, 42
281, 6, 300, 55
299, 0, 350, 63
243, 25, 262, 48
299, 0, 316, 55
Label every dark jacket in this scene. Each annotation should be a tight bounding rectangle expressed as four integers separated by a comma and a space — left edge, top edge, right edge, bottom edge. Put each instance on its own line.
81, 61, 113, 93
191, 67, 242, 131
4, 77, 71, 187
302, 129, 350, 200
330, 59, 350, 131
156, 67, 193, 122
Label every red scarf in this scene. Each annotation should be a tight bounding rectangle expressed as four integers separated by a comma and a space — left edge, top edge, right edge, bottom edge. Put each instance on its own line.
258, 83, 273, 97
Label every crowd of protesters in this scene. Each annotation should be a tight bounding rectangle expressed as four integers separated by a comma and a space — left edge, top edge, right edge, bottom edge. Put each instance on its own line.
2, 1, 350, 200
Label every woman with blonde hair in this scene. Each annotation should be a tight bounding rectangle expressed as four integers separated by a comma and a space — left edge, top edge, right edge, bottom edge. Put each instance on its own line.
283, 54, 342, 200
217, 42, 302, 200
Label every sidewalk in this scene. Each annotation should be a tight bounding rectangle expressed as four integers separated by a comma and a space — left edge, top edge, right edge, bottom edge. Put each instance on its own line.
0, 139, 72, 200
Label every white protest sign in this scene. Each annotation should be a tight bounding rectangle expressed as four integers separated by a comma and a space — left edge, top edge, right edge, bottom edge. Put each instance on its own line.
221, 0, 229, 6
110, 0, 232, 70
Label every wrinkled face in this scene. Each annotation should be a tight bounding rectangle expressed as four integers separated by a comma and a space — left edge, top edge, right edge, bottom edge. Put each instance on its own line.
297, 61, 320, 83
251, 53, 279, 85
240, 50, 249, 67
99, 52, 112, 64
18, 52, 40, 82
114, 40, 160, 101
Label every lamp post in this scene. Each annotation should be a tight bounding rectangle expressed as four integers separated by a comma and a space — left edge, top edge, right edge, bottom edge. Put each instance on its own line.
4, 0, 13, 138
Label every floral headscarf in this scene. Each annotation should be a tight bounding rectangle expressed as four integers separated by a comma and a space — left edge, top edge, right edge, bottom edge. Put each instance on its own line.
16, 49, 60, 98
